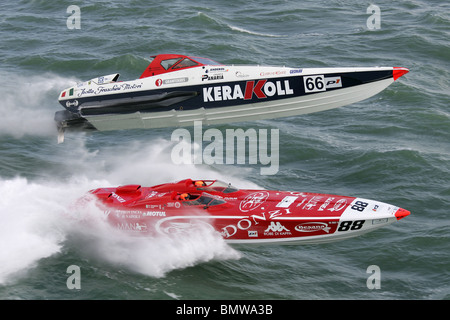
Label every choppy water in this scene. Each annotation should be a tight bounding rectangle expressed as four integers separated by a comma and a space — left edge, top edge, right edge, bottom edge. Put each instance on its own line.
0, 0, 449, 301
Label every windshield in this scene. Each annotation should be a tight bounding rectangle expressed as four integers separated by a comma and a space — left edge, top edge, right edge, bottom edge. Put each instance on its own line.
160, 58, 182, 70
190, 56, 222, 66
173, 58, 199, 69
182, 193, 226, 206
197, 180, 239, 194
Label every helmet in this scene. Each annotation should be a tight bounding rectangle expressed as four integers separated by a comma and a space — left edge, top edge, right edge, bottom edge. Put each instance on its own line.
180, 193, 190, 200
194, 180, 205, 187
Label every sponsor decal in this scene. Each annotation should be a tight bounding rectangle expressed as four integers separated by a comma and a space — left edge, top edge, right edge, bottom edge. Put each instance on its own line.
295, 222, 331, 233
259, 71, 286, 77
263, 222, 291, 236
221, 218, 252, 238
145, 204, 162, 209
372, 218, 388, 225
235, 71, 250, 78
328, 198, 348, 212
203, 79, 293, 102
161, 222, 192, 234
302, 196, 323, 210
318, 197, 335, 211
112, 209, 165, 218
239, 191, 270, 212
264, 222, 289, 233
156, 218, 214, 235
268, 208, 291, 219
166, 202, 181, 208
295, 196, 348, 212
65, 100, 79, 108
110, 192, 126, 203
145, 191, 158, 199
142, 211, 166, 217
206, 67, 227, 73
163, 77, 189, 85
202, 74, 224, 81
248, 230, 258, 237
117, 222, 148, 232
221, 212, 268, 239
275, 196, 298, 208
77, 83, 143, 97
290, 69, 302, 74
325, 76, 342, 88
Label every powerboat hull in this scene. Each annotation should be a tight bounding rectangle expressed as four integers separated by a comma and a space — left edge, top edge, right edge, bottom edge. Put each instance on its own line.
82, 179, 410, 245
55, 54, 408, 141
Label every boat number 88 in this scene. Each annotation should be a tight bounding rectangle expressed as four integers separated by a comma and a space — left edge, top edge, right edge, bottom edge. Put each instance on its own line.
338, 220, 365, 231
351, 201, 369, 212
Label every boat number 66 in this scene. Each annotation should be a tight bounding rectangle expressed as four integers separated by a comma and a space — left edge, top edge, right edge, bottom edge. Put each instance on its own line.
303, 75, 326, 93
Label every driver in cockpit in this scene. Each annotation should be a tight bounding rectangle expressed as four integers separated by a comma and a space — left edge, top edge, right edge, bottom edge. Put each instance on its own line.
194, 180, 206, 187
180, 193, 191, 200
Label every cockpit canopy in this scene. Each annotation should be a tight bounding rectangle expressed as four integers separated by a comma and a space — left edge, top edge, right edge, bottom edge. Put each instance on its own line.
139, 54, 222, 79
195, 180, 239, 194
182, 192, 226, 207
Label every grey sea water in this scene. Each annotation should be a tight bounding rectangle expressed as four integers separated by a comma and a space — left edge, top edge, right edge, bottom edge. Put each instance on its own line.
0, 0, 449, 301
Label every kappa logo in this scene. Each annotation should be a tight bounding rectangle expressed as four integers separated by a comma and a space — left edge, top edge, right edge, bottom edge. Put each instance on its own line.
203, 79, 293, 102
264, 222, 289, 233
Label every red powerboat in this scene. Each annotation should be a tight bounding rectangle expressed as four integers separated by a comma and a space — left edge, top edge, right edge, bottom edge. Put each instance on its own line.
84, 179, 410, 245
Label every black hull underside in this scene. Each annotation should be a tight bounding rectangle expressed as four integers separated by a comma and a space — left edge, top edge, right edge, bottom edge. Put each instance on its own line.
79, 91, 198, 116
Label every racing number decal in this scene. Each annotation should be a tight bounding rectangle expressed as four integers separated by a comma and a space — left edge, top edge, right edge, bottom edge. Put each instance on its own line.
351, 201, 369, 212
338, 220, 365, 232
303, 75, 325, 93
338, 200, 369, 232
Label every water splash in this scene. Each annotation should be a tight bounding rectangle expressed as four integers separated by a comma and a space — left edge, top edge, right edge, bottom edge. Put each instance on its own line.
0, 136, 254, 283
0, 72, 77, 138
